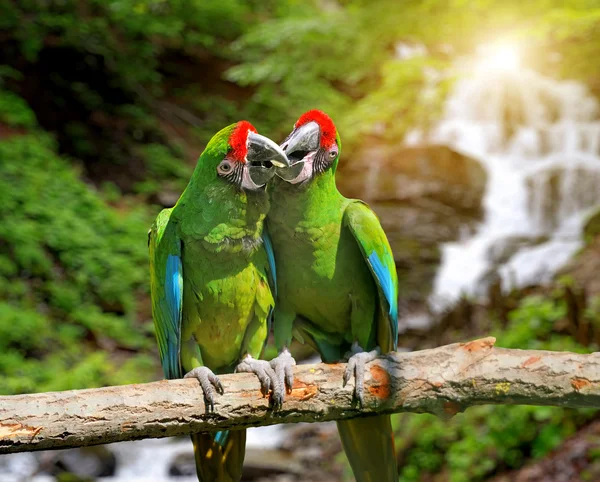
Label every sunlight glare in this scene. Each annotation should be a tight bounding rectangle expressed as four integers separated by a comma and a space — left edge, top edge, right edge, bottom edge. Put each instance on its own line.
477, 43, 521, 71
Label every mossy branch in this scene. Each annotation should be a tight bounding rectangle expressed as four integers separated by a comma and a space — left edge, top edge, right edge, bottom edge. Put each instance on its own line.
2, 337, 599, 454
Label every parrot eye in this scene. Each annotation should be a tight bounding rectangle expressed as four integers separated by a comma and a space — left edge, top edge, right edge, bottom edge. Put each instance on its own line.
329, 149, 338, 159
218, 160, 233, 175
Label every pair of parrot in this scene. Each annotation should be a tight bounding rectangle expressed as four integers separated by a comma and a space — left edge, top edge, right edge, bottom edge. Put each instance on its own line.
149, 111, 399, 482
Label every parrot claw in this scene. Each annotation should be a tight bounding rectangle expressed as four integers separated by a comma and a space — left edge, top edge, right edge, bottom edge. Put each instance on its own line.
343, 343, 381, 407
235, 355, 285, 410
184, 366, 224, 413
270, 348, 296, 396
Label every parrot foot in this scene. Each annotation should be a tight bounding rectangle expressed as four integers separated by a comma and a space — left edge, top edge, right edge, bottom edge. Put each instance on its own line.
183, 367, 224, 413
235, 355, 285, 409
269, 348, 296, 397
343, 343, 381, 407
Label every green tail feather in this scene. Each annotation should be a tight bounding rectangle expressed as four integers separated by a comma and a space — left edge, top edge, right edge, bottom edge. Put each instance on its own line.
337, 415, 397, 482
191, 429, 246, 482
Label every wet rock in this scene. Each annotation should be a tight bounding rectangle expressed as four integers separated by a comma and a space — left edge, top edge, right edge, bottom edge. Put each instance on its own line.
169, 452, 196, 477
559, 228, 600, 300
486, 235, 550, 266
243, 448, 304, 479
338, 143, 486, 303
398, 311, 435, 334
39, 446, 116, 478
339, 143, 485, 213
254, 476, 297, 482
583, 207, 600, 242
526, 165, 600, 233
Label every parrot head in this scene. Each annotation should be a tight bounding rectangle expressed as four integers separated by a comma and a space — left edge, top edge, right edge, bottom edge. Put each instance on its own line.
207, 120, 289, 191
276, 110, 341, 184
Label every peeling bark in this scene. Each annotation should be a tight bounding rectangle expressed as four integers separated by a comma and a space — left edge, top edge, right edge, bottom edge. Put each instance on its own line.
2, 338, 600, 454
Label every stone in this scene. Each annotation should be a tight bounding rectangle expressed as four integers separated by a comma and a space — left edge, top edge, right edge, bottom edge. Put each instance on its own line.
584, 207, 600, 242
169, 451, 196, 477
40, 446, 116, 478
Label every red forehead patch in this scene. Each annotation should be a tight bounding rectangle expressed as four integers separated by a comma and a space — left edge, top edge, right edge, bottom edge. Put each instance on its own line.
229, 120, 257, 162
295, 110, 337, 148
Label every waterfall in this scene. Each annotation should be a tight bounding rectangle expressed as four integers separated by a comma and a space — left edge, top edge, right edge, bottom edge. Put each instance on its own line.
428, 65, 600, 311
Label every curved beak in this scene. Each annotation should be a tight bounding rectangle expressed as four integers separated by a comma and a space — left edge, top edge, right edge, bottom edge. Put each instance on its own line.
276, 121, 320, 182
247, 132, 289, 168
280, 121, 320, 163
244, 132, 289, 189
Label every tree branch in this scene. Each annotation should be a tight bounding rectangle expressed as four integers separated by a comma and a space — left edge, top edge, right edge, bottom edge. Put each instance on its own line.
2, 337, 600, 454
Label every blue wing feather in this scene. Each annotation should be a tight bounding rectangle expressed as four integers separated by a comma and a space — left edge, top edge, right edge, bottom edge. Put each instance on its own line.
262, 228, 277, 297
164, 254, 183, 378
214, 430, 229, 447
367, 252, 398, 345
344, 201, 399, 352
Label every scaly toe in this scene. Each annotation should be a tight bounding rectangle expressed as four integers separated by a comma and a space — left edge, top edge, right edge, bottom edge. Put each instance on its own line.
343, 361, 355, 387
344, 347, 382, 406
270, 349, 296, 395
236, 357, 283, 403
184, 366, 223, 413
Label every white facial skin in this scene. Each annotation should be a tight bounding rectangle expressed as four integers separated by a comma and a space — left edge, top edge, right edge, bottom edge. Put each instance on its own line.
241, 164, 265, 190
286, 151, 316, 184
278, 144, 338, 184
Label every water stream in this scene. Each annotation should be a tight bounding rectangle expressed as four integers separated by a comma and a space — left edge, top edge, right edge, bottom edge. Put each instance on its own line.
426, 64, 600, 311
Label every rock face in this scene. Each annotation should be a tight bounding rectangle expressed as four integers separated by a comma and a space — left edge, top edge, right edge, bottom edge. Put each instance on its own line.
584, 207, 600, 242
558, 207, 600, 299
337, 143, 487, 304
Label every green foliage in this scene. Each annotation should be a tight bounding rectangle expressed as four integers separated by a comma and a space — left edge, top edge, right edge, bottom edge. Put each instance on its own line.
395, 404, 587, 482
0, 128, 160, 394
132, 143, 192, 194
0, 0, 275, 194
538, 4, 600, 85
3, 0, 254, 88
391, 294, 595, 482
226, 10, 374, 138
0, 90, 37, 128
342, 57, 454, 143
497, 295, 589, 352
226, 2, 419, 142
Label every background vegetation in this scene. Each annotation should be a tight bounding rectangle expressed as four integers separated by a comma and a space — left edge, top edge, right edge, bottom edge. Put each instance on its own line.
1, 0, 600, 480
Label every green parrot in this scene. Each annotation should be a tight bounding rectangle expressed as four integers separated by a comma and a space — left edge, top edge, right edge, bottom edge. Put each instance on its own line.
267, 110, 399, 482
148, 121, 289, 482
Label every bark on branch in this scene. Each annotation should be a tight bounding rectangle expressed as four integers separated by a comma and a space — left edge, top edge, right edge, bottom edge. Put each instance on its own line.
2, 337, 600, 454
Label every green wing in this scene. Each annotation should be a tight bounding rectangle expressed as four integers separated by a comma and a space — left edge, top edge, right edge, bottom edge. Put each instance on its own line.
149, 208, 183, 379
343, 201, 398, 352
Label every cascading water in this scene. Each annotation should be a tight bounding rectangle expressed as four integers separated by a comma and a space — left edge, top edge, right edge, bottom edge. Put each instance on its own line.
427, 62, 600, 311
